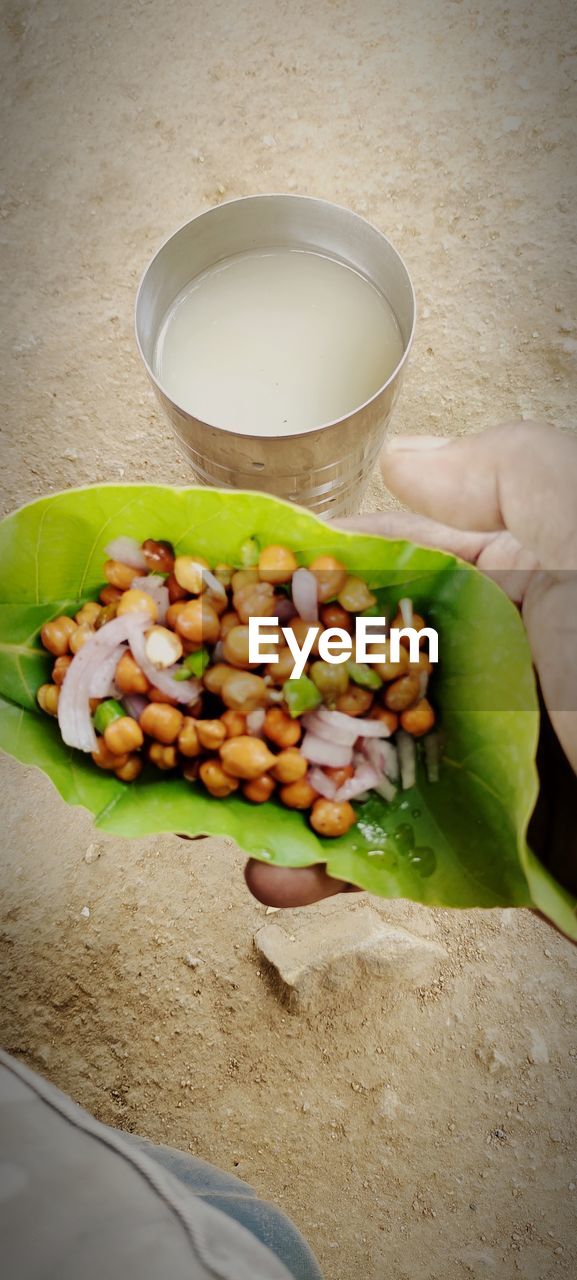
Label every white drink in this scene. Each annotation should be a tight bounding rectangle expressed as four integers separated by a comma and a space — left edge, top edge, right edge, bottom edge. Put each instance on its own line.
154, 248, 403, 436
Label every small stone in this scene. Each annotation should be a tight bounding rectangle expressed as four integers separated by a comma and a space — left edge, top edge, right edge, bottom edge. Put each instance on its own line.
568, 1182, 575, 1191
262, 134, 276, 148
80, 906, 90, 918
266, 905, 281, 914
254, 906, 447, 1009
84, 843, 101, 864
153, 1035, 160, 1043
62, 448, 78, 462
184, 954, 201, 968
527, 1028, 549, 1065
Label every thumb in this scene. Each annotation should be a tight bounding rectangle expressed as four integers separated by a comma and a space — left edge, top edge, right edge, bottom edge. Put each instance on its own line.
381, 421, 577, 570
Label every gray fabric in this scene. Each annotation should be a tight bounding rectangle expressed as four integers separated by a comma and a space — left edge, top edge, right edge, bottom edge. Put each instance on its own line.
0, 1050, 294, 1280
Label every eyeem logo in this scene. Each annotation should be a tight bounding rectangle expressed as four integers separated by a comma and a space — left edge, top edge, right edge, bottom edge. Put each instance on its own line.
248, 617, 439, 679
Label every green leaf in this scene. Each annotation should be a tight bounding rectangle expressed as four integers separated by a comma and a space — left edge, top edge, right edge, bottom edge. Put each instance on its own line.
0, 483, 574, 938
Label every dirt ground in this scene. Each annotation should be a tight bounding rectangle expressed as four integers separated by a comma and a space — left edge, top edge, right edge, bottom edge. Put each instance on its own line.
1, 1, 576, 1277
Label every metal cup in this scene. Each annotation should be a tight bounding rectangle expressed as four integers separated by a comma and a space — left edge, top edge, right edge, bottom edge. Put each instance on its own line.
135, 194, 415, 516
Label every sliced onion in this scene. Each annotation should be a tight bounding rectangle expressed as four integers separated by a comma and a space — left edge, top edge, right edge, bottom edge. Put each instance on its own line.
130, 574, 169, 624
89, 644, 127, 698
307, 767, 337, 800
291, 567, 319, 623
201, 566, 227, 601
125, 615, 201, 705
58, 614, 148, 752
105, 537, 148, 570
122, 693, 148, 720
424, 732, 441, 783
399, 597, 413, 627
335, 760, 380, 802
361, 736, 399, 781
419, 670, 430, 699
246, 707, 266, 736
374, 775, 397, 803
301, 732, 353, 767
304, 706, 392, 744
397, 730, 417, 790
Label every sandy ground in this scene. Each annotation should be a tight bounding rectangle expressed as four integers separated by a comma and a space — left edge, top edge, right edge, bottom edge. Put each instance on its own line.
1, 1, 576, 1277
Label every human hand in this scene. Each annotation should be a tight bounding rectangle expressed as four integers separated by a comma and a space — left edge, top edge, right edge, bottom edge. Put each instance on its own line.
246, 421, 577, 907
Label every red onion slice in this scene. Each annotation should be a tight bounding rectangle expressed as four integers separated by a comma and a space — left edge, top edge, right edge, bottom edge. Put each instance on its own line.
374, 775, 397, 803
399, 597, 413, 627
304, 706, 393, 744
246, 707, 266, 737
291, 567, 319, 623
397, 730, 417, 790
105, 537, 148, 570
89, 644, 127, 698
130, 575, 169, 624
58, 614, 148, 752
201, 566, 227, 601
122, 693, 148, 721
301, 732, 353, 767
335, 760, 380, 802
361, 736, 399, 781
125, 615, 201, 705
306, 768, 337, 800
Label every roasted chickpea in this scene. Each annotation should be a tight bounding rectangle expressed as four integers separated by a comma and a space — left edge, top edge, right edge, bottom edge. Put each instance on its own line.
142, 538, 175, 574
231, 569, 259, 594
52, 655, 72, 686
310, 798, 356, 837
175, 598, 220, 646
243, 775, 277, 803
319, 602, 352, 632
95, 602, 119, 628
92, 737, 129, 771
220, 610, 241, 639
148, 686, 179, 706
75, 601, 101, 627
69, 623, 93, 654
370, 705, 399, 735
221, 672, 268, 715
222, 625, 259, 669
219, 735, 276, 780
384, 672, 421, 712
409, 651, 433, 675
373, 642, 410, 682
166, 601, 189, 630
140, 702, 184, 744
271, 748, 308, 784
178, 717, 201, 757
203, 663, 235, 696
116, 589, 158, 622
324, 763, 354, 787
264, 646, 300, 684
148, 742, 178, 770
196, 719, 227, 751
37, 683, 60, 716
40, 615, 77, 657
167, 572, 189, 604
337, 576, 376, 614
115, 754, 144, 783
335, 686, 373, 716
258, 544, 298, 585
263, 706, 301, 748
199, 759, 239, 797
279, 779, 319, 810
233, 581, 277, 624
400, 698, 436, 737
173, 555, 209, 594
104, 716, 144, 756
144, 626, 183, 669
309, 660, 349, 705
221, 709, 247, 738
115, 651, 150, 695
214, 563, 234, 588
99, 585, 123, 606
104, 559, 137, 591
308, 555, 348, 602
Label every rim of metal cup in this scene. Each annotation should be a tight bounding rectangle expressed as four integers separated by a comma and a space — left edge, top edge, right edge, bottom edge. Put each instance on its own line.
134, 193, 416, 441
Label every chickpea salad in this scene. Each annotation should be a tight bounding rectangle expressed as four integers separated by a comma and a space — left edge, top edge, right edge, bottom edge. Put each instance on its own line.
37, 535, 440, 839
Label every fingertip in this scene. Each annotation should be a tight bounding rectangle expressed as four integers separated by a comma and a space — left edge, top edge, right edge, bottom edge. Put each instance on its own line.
244, 859, 349, 907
